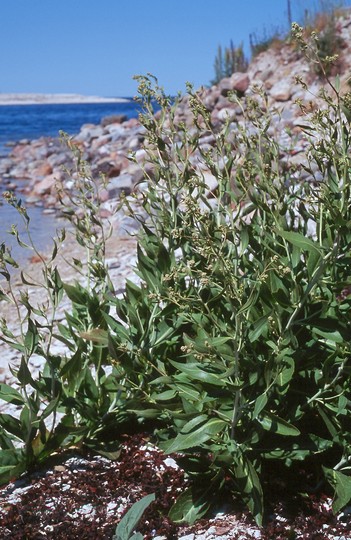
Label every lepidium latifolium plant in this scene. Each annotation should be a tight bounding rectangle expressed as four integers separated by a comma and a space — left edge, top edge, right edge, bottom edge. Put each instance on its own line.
97, 59, 351, 524
0, 138, 125, 482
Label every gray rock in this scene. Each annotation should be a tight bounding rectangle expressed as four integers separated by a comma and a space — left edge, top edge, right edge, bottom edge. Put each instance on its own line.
198, 134, 216, 146
74, 125, 104, 143
107, 173, 134, 197
258, 68, 273, 82
92, 159, 122, 178
218, 77, 233, 97
127, 136, 141, 150
0, 158, 14, 174
270, 80, 292, 102
106, 124, 126, 140
134, 148, 147, 163
217, 107, 236, 122
47, 152, 72, 168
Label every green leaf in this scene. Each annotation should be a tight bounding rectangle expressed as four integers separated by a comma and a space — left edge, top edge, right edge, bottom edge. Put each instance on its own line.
0, 449, 27, 485
129, 408, 162, 419
103, 313, 131, 340
249, 315, 269, 342
258, 411, 300, 436
253, 393, 268, 419
169, 478, 218, 525
150, 389, 177, 401
40, 395, 62, 421
0, 413, 24, 440
79, 328, 108, 345
136, 245, 161, 291
291, 244, 301, 268
239, 227, 249, 255
63, 282, 89, 306
16, 356, 35, 386
232, 453, 264, 526
307, 248, 322, 279
82, 369, 99, 400
277, 356, 295, 389
60, 349, 84, 380
177, 415, 208, 433
0, 384, 25, 405
313, 328, 344, 344
173, 380, 201, 402
151, 320, 177, 348
262, 435, 333, 462
317, 405, 339, 439
113, 493, 155, 540
169, 360, 225, 387
323, 467, 351, 513
160, 417, 227, 453
24, 319, 39, 356
277, 230, 322, 254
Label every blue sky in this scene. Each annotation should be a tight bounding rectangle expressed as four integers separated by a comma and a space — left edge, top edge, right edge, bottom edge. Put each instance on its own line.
1, 0, 350, 98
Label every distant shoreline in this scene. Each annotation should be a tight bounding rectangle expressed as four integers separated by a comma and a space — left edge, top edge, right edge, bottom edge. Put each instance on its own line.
0, 93, 131, 105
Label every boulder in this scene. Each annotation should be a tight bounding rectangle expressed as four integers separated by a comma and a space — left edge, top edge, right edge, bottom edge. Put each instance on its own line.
32, 173, 57, 196
74, 125, 104, 144
106, 173, 134, 198
230, 72, 250, 94
92, 159, 122, 178
127, 136, 141, 151
101, 114, 127, 127
218, 77, 232, 97
270, 80, 292, 102
202, 171, 218, 197
31, 162, 53, 178
217, 107, 236, 122
0, 158, 14, 174
47, 151, 73, 168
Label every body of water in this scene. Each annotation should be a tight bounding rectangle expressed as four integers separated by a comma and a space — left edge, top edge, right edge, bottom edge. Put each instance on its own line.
0, 100, 140, 264
0, 100, 140, 154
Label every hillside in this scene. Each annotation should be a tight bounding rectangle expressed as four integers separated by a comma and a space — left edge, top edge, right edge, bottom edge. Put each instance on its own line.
2, 9, 351, 210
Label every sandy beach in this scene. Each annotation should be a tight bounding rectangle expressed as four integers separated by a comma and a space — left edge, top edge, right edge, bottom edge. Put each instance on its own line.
0, 93, 131, 105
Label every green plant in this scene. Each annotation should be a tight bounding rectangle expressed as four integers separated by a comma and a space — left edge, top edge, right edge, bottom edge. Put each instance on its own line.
112, 493, 155, 540
211, 41, 248, 85
249, 27, 284, 58
0, 138, 124, 481
102, 65, 351, 525
302, 0, 347, 28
